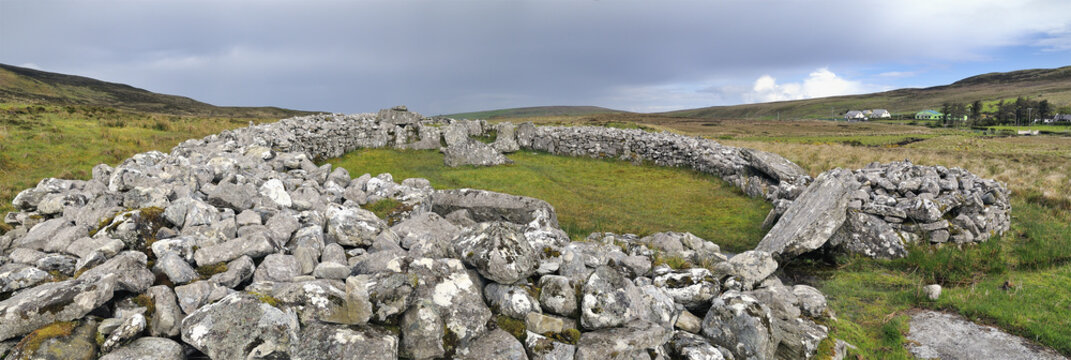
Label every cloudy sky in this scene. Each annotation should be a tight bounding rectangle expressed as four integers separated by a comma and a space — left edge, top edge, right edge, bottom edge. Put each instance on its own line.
2, 1, 1070, 114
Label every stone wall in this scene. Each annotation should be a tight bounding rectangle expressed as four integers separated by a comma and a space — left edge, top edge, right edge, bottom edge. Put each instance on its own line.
0, 107, 1009, 359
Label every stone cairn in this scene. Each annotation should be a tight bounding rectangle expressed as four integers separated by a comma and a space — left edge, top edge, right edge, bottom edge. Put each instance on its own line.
0, 106, 1009, 359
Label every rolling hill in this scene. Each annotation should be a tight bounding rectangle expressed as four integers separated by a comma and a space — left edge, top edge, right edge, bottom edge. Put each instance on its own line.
662, 65, 1071, 119
0, 63, 316, 118
444, 105, 625, 120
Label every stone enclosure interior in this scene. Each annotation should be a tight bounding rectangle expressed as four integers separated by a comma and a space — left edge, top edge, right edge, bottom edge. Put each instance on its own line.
0, 106, 1010, 359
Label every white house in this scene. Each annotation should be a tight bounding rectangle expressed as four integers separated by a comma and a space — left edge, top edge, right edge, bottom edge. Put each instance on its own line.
844, 110, 866, 120
871, 109, 891, 118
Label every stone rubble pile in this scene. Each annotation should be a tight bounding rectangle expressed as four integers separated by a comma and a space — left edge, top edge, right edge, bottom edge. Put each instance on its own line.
0, 106, 1010, 359
758, 161, 1011, 260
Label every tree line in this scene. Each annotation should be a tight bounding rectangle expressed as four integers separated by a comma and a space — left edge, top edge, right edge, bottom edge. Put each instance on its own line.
939, 97, 1071, 127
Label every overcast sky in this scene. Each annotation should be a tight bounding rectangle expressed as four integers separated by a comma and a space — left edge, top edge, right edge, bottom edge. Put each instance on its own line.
2, 0, 1070, 114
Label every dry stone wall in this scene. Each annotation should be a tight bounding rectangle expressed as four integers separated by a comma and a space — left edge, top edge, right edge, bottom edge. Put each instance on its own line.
0, 106, 1009, 359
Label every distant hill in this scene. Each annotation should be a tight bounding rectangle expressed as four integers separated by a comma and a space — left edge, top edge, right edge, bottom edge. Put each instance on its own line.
0, 63, 316, 118
445, 105, 625, 120
662, 65, 1071, 119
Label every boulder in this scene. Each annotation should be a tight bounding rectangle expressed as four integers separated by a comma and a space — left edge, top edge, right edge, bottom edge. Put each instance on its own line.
668, 331, 726, 360
574, 320, 672, 360
325, 205, 386, 247
756, 168, 857, 259
484, 283, 542, 319
99, 337, 185, 360
454, 222, 539, 284
538, 275, 578, 317
4, 317, 100, 360
455, 328, 527, 360
432, 189, 559, 228
292, 321, 398, 360
701, 291, 778, 360
180, 292, 300, 360
525, 331, 577, 360
742, 148, 809, 183
443, 140, 513, 167
727, 250, 777, 290
580, 266, 642, 330
392, 212, 461, 258
652, 267, 720, 312
0, 275, 117, 341
491, 122, 521, 153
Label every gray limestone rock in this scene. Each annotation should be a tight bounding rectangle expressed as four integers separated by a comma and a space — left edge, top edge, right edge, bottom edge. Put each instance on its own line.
180, 292, 300, 360
4, 317, 100, 360
78, 251, 155, 293
357, 272, 415, 324
455, 328, 527, 360
100, 313, 146, 353
454, 222, 539, 284
393, 212, 461, 258
668, 331, 726, 360
830, 211, 908, 259
292, 322, 398, 360
756, 168, 857, 259
0, 274, 117, 341
742, 148, 809, 183
406, 258, 492, 348
154, 252, 199, 285
444, 139, 513, 167
174, 280, 232, 314
525, 331, 577, 360
99, 337, 185, 360
907, 310, 1066, 360
484, 283, 542, 319
727, 250, 777, 290
652, 267, 720, 312
792, 284, 828, 318
399, 299, 445, 359
491, 122, 521, 153
147, 285, 184, 337
580, 266, 642, 330
208, 255, 255, 288
0, 263, 50, 293
193, 231, 276, 266
432, 189, 559, 228
574, 320, 672, 360
325, 204, 386, 247
253, 253, 301, 283
538, 275, 578, 317
206, 182, 256, 211
702, 290, 778, 360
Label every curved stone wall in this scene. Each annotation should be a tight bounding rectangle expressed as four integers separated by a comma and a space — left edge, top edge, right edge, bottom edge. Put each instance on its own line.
0, 107, 1008, 359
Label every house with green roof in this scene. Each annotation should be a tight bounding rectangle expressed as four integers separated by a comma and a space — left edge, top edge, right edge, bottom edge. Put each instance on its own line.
915, 110, 942, 120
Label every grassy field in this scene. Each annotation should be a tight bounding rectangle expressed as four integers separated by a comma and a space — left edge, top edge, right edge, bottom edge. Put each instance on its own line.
660, 65, 1071, 119
0, 103, 278, 229
325, 149, 771, 252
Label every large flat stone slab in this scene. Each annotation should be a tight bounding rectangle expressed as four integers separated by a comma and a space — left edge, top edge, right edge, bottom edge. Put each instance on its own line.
756, 168, 857, 259
907, 310, 1067, 360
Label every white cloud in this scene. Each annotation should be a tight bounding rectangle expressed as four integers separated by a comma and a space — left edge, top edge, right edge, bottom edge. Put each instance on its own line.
877, 71, 918, 78
744, 68, 879, 103
17, 62, 41, 70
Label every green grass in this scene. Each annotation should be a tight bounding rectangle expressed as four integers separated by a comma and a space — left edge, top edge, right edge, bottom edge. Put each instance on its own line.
326, 149, 771, 252
736, 134, 944, 147
983, 125, 1071, 134
799, 196, 1071, 358
0, 103, 279, 223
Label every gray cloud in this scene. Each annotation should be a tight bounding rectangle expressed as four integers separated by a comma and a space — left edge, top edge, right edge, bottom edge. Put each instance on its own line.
2, 0, 1069, 114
